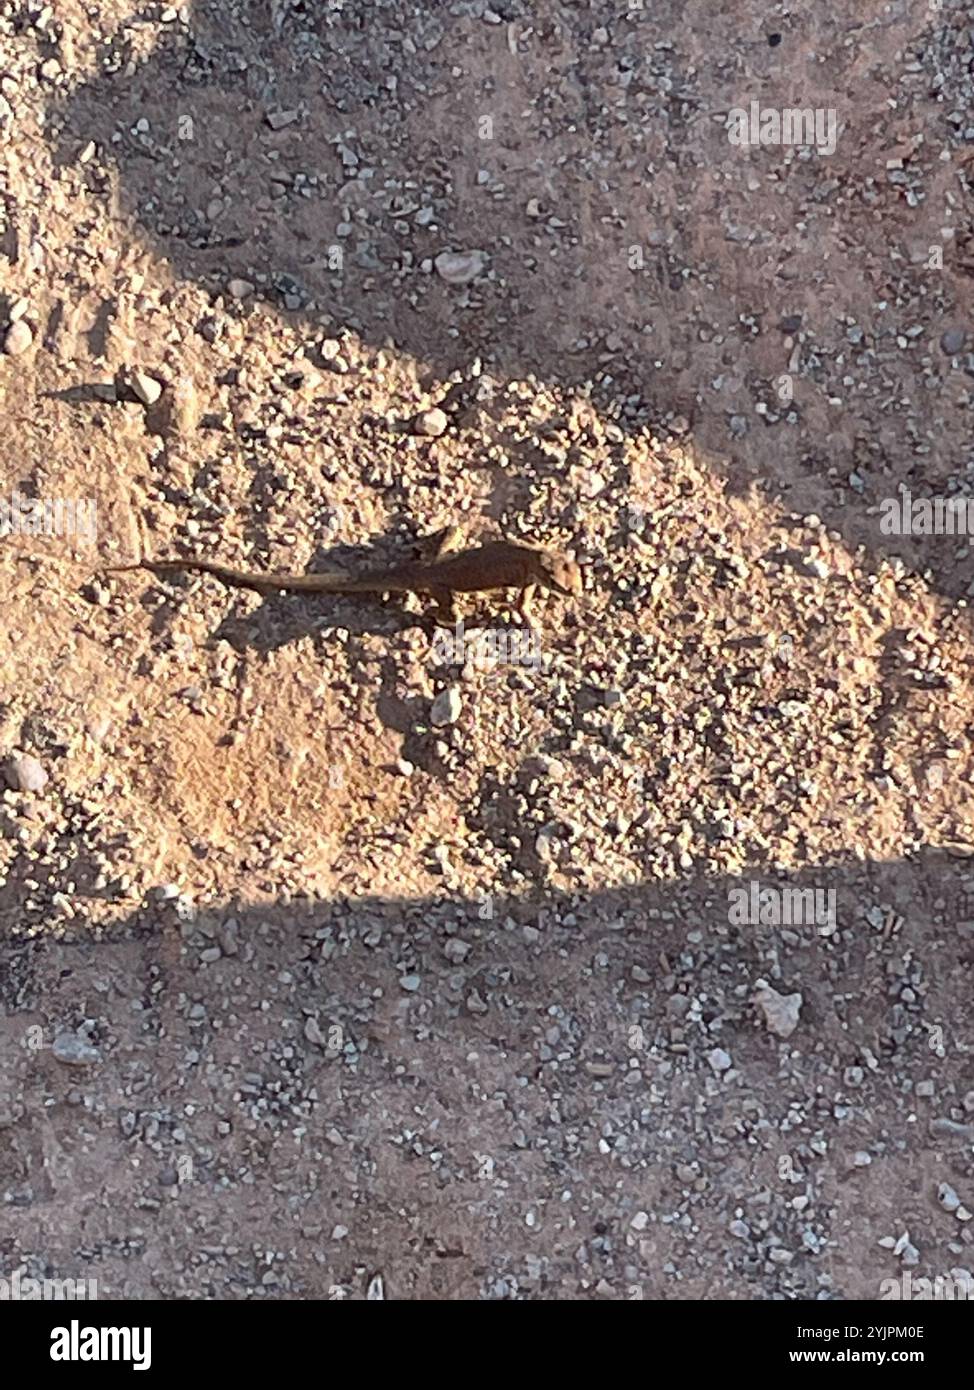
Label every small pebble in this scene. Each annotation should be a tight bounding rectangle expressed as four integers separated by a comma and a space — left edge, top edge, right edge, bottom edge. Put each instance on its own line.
754, 982, 803, 1039
266, 109, 300, 130
53, 1033, 100, 1067
3, 319, 33, 356
938, 1183, 961, 1213
130, 370, 163, 406
434, 250, 487, 285
431, 685, 462, 726
413, 407, 448, 437
4, 752, 48, 793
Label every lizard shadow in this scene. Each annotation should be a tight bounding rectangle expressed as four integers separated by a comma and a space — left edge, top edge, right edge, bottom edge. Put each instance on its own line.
208, 590, 425, 654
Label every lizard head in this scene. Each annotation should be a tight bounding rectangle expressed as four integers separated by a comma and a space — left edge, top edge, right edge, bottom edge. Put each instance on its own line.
535, 550, 584, 597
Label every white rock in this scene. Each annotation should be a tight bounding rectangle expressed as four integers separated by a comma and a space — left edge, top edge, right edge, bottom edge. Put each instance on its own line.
754, 981, 803, 1038
53, 1032, 100, 1066
431, 685, 462, 726
4, 753, 48, 793
434, 249, 487, 285
266, 109, 300, 130
130, 370, 163, 406
413, 407, 448, 437
3, 320, 33, 356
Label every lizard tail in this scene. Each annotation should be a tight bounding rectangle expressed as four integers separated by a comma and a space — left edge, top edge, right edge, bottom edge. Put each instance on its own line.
106, 559, 358, 595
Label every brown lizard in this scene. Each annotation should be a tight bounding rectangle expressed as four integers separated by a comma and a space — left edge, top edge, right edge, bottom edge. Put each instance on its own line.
106, 537, 583, 625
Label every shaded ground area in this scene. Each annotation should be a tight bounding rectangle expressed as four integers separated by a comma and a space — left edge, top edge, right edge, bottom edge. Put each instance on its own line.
3, 856, 973, 1300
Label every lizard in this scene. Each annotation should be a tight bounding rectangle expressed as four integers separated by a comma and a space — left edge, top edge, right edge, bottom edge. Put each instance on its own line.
106, 533, 584, 625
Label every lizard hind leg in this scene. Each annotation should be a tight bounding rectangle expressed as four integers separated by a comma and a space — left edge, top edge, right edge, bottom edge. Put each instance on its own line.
517, 583, 537, 626
428, 586, 459, 628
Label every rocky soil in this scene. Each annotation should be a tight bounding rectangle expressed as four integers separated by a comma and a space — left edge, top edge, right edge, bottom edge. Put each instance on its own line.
1, 0, 973, 1300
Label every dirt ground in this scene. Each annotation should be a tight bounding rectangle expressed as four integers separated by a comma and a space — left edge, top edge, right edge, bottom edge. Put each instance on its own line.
1, 0, 973, 1300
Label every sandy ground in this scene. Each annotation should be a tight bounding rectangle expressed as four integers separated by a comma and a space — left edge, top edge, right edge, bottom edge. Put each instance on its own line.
1, 0, 973, 1299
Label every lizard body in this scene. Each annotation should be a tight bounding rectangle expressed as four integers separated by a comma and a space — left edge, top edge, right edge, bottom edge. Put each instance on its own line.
107, 540, 583, 623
